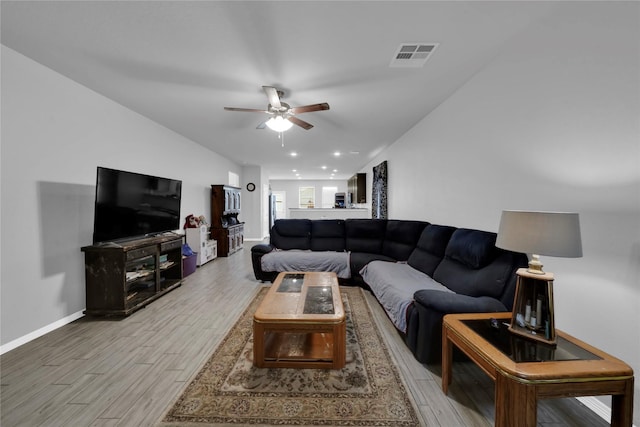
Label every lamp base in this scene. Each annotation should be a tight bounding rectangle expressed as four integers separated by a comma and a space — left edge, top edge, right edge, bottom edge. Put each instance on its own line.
509, 268, 557, 345
526, 254, 545, 275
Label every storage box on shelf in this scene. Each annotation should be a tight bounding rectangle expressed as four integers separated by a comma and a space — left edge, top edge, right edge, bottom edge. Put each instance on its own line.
185, 225, 217, 266
81, 233, 183, 316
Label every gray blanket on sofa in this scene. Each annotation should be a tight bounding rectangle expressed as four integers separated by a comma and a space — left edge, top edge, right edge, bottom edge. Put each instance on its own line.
360, 261, 453, 333
261, 250, 352, 279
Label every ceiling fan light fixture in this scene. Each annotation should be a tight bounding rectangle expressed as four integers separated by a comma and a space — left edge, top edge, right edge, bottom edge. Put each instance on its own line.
265, 116, 293, 132
225, 86, 328, 131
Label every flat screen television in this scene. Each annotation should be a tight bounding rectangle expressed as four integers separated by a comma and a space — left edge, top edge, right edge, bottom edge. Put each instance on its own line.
93, 167, 182, 244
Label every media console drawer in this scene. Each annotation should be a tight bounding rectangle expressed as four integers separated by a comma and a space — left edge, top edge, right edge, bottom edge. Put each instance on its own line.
126, 246, 156, 261
161, 239, 182, 252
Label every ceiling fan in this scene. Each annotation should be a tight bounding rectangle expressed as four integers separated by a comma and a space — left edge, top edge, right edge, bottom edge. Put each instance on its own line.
224, 86, 329, 131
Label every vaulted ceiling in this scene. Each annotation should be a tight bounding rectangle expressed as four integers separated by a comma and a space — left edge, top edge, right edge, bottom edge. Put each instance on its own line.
2, 1, 559, 179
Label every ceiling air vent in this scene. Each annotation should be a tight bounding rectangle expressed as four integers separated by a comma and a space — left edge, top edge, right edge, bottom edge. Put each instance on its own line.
390, 43, 439, 68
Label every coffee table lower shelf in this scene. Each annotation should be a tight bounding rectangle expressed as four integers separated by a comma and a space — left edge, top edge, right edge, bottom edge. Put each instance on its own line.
254, 322, 346, 369
265, 331, 335, 362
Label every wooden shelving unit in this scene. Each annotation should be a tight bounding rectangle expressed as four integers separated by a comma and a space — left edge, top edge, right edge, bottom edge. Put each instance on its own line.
81, 233, 183, 316
210, 185, 244, 257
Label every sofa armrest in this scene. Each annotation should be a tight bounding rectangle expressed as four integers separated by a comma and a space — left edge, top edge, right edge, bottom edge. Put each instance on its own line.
251, 244, 275, 281
414, 290, 508, 314
251, 243, 275, 254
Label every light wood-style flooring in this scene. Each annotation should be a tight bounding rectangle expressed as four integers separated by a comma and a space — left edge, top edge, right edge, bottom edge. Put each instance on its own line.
1, 242, 609, 426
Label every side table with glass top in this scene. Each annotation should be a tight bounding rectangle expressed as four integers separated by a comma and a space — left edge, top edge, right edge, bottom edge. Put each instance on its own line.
442, 312, 634, 427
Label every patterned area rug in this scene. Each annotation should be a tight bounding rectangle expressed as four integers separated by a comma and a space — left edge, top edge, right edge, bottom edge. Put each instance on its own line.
161, 286, 419, 426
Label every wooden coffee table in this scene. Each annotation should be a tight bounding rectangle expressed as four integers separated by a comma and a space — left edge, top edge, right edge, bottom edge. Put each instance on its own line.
253, 271, 346, 369
442, 312, 634, 426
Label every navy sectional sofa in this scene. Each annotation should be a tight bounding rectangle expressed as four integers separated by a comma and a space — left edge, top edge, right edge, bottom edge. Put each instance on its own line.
251, 218, 528, 363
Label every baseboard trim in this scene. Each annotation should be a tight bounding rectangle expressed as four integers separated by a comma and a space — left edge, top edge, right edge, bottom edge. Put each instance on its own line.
0, 310, 85, 355
577, 396, 636, 426
577, 396, 610, 422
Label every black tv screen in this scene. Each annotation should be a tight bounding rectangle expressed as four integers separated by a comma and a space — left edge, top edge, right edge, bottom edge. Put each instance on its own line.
93, 167, 182, 243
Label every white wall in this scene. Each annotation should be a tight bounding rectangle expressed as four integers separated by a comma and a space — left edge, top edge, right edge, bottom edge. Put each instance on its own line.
0, 46, 242, 350
360, 3, 639, 420
269, 179, 348, 218
241, 165, 263, 240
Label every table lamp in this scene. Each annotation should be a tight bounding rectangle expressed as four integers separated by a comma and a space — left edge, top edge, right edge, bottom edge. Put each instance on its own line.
496, 210, 582, 344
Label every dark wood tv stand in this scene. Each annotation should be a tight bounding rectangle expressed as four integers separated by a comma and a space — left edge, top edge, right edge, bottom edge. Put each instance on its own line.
81, 233, 183, 316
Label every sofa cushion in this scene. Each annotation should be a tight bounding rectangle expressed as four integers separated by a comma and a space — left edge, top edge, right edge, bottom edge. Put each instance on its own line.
361, 261, 452, 333
433, 229, 509, 299
407, 224, 457, 276
382, 220, 429, 260
351, 252, 395, 277
432, 251, 519, 301
345, 219, 387, 254
261, 250, 351, 279
310, 219, 346, 252
445, 228, 497, 269
270, 219, 311, 250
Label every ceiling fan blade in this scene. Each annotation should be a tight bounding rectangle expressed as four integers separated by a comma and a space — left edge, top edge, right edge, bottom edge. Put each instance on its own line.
288, 116, 314, 130
256, 122, 266, 129
289, 103, 330, 114
262, 86, 282, 109
224, 107, 270, 113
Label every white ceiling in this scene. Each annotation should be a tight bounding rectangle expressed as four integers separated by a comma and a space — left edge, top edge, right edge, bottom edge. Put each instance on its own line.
1, 1, 559, 180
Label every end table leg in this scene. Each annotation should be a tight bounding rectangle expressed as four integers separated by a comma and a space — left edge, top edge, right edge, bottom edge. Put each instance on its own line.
442, 324, 453, 395
495, 374, 537, 427
611, 378, 634, 427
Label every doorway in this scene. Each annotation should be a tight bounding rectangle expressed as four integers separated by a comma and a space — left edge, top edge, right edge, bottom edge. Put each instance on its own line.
272, 191, 286, 220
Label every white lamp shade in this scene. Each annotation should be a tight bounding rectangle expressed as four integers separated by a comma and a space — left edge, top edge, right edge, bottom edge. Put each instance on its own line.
265, 116, 293, 132
496, 210, 583, 258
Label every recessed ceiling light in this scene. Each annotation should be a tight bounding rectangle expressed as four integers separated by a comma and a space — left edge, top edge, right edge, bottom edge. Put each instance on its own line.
333, 169, 338, 173
333, 151, 341, 157
290, 152, 297, 157
321, 165, 327, 170
292, 169, 297, 172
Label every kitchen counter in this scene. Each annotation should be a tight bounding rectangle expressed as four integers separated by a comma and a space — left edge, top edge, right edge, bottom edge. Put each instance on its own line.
288, 208, 370, 220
